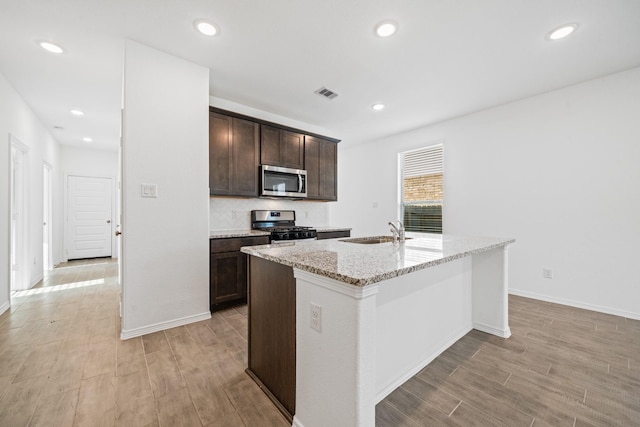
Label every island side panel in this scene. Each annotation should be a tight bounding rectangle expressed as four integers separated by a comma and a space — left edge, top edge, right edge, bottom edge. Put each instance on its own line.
247, 256, 296, 420
471, 245, 511, 338
375, 256, 473, 402
293, 270, 378, 427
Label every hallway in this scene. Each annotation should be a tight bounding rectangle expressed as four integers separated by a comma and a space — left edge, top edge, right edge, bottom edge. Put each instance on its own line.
0, 258, 288, 426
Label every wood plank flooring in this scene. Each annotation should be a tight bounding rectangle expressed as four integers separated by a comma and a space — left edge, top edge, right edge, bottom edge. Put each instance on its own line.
0, 258, 289, 427
1, 258, 638, 426
376, 294, 640, 426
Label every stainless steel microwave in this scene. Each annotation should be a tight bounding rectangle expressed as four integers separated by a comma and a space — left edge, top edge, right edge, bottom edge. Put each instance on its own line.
260, 165, 307, 198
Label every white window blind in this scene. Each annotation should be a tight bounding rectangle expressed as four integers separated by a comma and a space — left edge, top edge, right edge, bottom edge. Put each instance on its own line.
400, 143, 443, 233
402, 144, 443, 178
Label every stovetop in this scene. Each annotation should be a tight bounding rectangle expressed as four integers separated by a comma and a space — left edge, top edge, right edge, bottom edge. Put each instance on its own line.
261, 226, 313, 232
251, 210, 317, 240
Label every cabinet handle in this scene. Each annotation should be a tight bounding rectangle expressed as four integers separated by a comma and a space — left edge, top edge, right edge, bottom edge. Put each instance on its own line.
115, 230, 122, 236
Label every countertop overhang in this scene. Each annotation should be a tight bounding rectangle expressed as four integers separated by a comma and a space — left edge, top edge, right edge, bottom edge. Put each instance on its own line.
241, 233, 515, 287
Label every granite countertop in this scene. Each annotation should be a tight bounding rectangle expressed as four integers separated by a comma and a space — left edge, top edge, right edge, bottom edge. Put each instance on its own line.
209, 229, 271, 239
313, 227, 352, 233
209, 227, 351, 239
241, 233, 515, 287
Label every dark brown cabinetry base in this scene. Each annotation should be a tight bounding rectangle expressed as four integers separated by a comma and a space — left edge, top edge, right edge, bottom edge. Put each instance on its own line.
316, 230, 351, 240
247, 256, 296, 422
210, 236, 269, 312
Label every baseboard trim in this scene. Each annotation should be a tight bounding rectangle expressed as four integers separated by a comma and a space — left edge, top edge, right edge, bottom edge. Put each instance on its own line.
120, 311, 211, 340
0, 301, 10, 316
509, 289, 640, 321
29, 273, 44, 289
473, 321, 511, 338
374, 324, 472, 403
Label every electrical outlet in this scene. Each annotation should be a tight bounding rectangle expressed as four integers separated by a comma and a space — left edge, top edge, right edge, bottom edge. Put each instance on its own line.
372, 201, 378, 208
310, 303, 322, 332
232, 210, 238, 219
543, 268, 553, 279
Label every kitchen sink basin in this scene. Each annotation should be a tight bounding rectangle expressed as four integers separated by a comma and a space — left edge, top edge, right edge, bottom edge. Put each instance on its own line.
339, 236, 413, 244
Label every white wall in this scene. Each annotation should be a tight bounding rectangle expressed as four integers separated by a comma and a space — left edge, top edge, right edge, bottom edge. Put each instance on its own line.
121, 40, 210, 338
332, 67, 640, 320
209, 197, 331, 230
60, 145, 118, 260
0, 71, 61, 313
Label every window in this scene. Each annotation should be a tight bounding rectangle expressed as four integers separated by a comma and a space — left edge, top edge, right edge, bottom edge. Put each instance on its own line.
399, 143, 443, 233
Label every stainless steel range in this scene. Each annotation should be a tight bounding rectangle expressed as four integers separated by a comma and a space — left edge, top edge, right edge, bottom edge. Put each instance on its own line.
251, 210, 317, 242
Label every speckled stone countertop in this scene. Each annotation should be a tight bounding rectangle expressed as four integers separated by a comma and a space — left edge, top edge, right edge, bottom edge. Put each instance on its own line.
209, 230, 270, 239
241, 233, 515, 287
314, 227, 352, 233
209, 227, 351, 239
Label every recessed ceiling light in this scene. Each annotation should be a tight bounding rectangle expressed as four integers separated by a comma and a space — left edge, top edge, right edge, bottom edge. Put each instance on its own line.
82, 137, 93, 142
39, 41, 65, 54
194, 20, 219, 36
547, 23, 578, 40
372, 103, 385, 111
375, 20, 398, 37
70, 109, 84, 116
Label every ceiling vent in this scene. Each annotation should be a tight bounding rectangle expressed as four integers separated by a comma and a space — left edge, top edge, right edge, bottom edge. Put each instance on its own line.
315, 87, 338, 100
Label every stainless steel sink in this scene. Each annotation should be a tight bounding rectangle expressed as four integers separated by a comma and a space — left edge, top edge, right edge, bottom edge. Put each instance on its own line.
339, 236, 413, 244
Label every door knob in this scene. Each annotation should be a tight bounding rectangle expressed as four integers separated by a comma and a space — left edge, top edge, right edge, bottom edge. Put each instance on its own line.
107, 220, 111, 224
115, 230, 122, 236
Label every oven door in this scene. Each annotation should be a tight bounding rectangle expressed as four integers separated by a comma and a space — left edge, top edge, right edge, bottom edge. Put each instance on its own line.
261, 165, 307, 198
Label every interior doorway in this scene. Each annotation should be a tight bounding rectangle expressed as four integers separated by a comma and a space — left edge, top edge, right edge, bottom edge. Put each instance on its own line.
43, 162, 53, 271
10, 136, 29, 292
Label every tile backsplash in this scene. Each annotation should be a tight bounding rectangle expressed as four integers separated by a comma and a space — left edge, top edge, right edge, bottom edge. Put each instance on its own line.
209, 197, 331, 230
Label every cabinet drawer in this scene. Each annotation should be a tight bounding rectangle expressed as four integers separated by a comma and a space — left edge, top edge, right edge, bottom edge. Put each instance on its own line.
210, 236, 270, 253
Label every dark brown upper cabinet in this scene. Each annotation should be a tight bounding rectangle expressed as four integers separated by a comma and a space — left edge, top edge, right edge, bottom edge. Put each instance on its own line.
304, 135, 337, 201
209, 112, 260, 196
260, 125, 304, 170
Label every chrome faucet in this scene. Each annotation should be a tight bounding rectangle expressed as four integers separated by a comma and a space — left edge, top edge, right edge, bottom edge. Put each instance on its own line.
388, 221, 405, 242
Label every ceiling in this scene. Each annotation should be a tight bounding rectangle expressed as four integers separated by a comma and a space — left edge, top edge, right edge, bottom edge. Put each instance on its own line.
1, 0, 639, 151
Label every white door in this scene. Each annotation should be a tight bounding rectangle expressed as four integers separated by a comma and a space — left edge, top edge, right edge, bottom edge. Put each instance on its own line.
67, 176, 113, 260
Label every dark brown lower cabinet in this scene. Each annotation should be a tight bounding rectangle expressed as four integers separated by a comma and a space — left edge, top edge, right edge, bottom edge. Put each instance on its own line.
246, 256, 296, 422
210, 236, 269, 312
316, 230, 350, 240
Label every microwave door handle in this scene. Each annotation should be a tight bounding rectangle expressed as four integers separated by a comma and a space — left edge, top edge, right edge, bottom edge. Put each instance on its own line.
298, 174, 302, 192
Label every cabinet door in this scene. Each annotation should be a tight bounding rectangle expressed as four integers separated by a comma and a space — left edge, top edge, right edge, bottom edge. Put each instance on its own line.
231, 118, 260, 196
319, 139, 337, 200
261, 125, 304, 170
260, 125, 281, 166
281, 130, 304, 169
209, 113, 232, 194
210, 113, 259, 196
210, 251, 247, 307
304, 135, 337, 201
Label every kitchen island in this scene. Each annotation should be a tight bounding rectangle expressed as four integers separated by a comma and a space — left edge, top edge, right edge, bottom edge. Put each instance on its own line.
242, 233, 515, 427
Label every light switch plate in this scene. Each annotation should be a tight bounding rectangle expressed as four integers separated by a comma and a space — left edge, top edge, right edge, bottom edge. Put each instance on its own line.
141, 183, 158, 198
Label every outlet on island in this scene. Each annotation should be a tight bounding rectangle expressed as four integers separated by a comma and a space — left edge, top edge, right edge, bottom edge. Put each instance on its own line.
310, 303, 322, 332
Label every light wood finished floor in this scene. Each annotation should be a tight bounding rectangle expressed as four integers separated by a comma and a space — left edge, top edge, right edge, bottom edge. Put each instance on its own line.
2, 259, 639, 426
0, 258, 289, 426
377, 294, 640, 426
